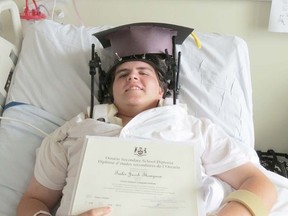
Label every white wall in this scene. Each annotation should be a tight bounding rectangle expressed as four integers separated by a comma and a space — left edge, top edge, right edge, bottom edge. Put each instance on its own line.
11, 0, 288, 152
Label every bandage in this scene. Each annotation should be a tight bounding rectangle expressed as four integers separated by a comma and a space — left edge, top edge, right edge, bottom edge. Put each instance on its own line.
33, 210, 52, 216
224, 190, 269, 216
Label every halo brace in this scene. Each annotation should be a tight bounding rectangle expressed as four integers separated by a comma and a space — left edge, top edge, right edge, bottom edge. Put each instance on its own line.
88, 36, 181, 118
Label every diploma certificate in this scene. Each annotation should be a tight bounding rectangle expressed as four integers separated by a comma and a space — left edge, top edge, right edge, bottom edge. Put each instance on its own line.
69, 136, 203, 216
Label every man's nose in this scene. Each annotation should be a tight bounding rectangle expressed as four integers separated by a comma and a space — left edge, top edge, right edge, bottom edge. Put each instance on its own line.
127, 72, 138, 81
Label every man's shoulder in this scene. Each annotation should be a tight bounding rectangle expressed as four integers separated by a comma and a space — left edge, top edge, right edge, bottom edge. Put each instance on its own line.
45, 112, 86, 140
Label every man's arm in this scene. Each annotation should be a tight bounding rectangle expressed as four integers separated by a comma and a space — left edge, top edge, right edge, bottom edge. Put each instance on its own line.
17, 176, 62, 216
215, 162, 276, 216
17, 176, 112, 216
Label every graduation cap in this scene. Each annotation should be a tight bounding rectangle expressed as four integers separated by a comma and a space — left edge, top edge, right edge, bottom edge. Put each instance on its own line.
88, 23, 195, 117
93, 22, 194, 58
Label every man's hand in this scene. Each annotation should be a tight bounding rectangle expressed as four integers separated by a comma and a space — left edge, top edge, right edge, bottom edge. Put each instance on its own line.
78, 207, 112, 216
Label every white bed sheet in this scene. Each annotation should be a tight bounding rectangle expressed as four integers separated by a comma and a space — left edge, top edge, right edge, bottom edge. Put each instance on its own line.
1, 18, 288, 216
0, 104, 64, 215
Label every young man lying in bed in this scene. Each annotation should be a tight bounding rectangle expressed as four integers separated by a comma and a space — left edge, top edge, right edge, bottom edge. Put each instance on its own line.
17, 23, 276, 216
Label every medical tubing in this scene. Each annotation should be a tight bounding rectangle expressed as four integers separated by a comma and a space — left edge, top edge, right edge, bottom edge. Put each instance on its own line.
0, 116, 48, 136
51, 0, 56, 20
73, 0, 84, 26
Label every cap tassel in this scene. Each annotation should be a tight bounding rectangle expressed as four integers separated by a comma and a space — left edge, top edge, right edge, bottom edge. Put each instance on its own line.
191, 32, 202, 49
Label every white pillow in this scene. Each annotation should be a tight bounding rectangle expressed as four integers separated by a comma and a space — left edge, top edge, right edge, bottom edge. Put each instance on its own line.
6, 20, 107, 120
178, 32, 254, 146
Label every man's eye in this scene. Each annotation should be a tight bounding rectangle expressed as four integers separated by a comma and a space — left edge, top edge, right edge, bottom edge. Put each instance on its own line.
117, 73, 128, 78
139, 71, 149, 76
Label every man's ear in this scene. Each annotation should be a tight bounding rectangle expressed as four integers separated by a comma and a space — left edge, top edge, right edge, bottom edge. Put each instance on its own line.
158, 86, 165, 98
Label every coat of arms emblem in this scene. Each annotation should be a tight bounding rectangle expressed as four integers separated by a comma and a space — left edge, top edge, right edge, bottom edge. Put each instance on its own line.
134, 147, 147, 157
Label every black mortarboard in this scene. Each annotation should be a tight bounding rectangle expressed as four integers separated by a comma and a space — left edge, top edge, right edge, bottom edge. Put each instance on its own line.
93, 22, 194, 58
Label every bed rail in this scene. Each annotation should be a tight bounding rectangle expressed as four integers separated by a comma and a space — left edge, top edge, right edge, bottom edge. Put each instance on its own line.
0, 0, 23, 49
0, 0, 23, 113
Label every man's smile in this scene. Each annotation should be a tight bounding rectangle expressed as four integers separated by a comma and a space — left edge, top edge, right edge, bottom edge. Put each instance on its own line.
125, 85, 143, 92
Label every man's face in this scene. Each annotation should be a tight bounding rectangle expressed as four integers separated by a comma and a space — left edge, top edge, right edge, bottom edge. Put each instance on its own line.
112, 61, 164, 113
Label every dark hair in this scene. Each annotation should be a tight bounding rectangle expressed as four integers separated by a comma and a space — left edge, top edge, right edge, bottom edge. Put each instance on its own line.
104, 54, 169, 103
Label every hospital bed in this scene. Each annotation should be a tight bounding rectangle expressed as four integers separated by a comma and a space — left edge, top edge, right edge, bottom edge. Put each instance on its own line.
0, 0, 287, 215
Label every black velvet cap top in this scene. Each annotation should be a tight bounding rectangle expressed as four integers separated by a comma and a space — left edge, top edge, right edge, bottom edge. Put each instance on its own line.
93, 22, 194, 58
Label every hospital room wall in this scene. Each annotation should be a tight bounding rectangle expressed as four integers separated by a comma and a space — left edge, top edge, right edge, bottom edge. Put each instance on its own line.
12, 0, 288, 153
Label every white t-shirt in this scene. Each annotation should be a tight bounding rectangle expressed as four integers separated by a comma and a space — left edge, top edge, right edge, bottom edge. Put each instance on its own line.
34, 104, 250, 215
